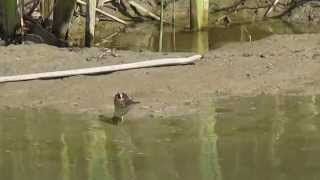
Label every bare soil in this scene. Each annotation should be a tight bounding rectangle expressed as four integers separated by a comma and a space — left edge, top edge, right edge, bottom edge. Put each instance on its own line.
0, 33, 320, 118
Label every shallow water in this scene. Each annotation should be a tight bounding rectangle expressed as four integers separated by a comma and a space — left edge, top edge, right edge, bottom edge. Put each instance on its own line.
95, 20, 320, 53
1, 95, 320, 180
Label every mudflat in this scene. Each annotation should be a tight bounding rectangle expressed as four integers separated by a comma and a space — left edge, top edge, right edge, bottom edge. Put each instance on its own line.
0, 34, 320, 117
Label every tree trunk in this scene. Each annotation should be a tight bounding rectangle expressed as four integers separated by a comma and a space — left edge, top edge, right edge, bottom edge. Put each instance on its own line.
85, 0, 96, 47
0, 0, 19, 41
52, 0, 77, 40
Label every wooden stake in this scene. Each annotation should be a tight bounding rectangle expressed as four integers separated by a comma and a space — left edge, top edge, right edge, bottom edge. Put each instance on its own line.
85, 0, 96, 47
0, 55, 201, 83
172, 0, 175, 25
52, 0, 76, 39
159, 0, 164, 52
190, 0, 209, 30
172, 0, 176, 51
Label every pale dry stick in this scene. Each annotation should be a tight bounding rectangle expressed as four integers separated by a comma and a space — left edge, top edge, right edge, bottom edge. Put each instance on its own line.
103, 0, 112, 3
128, 0, 172, 24
172, 0, 176, 51
18, 0, 24, 43
97, 0, 112, 7
95, 31, 119, 46
159, 0, 164, 52
105, 31, 119, 39
25, 0, 41, 16
128, 0, 160, 20
0, 55, 202, 83
264, 0, 281, 17
77, 0, 128, 25
101, 31, 119, 43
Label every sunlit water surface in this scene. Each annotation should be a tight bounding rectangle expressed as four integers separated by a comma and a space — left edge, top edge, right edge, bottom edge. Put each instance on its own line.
94, 20, 320, 53
1, 95, 320, 180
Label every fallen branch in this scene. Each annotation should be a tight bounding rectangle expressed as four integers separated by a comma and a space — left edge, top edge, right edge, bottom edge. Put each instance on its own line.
77, 0, 128, 25
0, 55, 202, 83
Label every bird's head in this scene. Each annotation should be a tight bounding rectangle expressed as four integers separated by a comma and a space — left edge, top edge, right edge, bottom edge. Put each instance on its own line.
114, 92, 125, 107
114, 92, 140, 108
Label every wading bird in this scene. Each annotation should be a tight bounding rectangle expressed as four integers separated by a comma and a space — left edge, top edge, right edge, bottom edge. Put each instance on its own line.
112, 92, 140, 124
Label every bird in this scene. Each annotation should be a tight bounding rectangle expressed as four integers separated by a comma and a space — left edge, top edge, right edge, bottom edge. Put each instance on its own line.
112, 92, 140, 124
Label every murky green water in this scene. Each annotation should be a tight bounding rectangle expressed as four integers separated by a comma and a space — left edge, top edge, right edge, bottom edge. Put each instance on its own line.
95, 20, 320, 53
1, 95, 320, 180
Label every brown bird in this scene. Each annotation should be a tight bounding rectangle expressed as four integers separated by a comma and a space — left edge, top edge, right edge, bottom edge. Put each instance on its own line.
112, 92, 140, 123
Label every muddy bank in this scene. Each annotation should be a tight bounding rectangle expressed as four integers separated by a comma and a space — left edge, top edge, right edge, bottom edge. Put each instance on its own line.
0, 33, 320, 117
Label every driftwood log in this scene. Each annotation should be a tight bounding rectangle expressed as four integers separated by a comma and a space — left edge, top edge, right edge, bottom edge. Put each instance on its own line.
0, 55, 202, 83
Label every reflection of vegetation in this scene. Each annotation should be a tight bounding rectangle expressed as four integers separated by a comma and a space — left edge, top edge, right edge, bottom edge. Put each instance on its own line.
104, 18, 318, 52
1, 96, 320, 180
200, 99, 222, 180
85, 121, 110, 180
215, 95, 320, 180
61, 133, 71, 180
0, 109, 219, 180
191, 31, 209, 53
